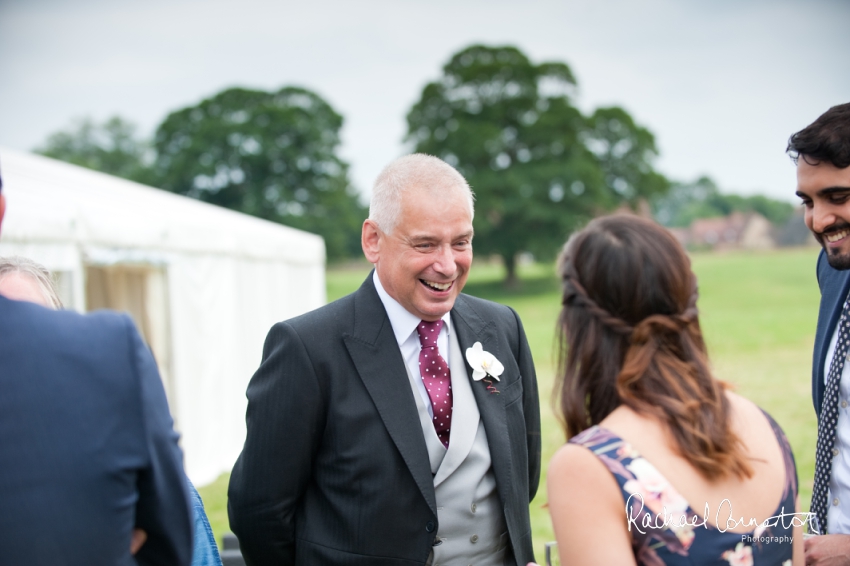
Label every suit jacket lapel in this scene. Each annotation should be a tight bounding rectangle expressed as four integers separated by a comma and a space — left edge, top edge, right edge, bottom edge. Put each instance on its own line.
815, 266, 850, 413
342, 276, 437, 516
449, 296, 514, 497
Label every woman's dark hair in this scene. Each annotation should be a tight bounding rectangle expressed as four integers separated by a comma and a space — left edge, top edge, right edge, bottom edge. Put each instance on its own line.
787, 102, 850, 168
556, 214, 751, 480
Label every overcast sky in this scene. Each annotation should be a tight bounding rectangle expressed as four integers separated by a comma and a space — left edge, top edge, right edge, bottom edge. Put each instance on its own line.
1, 0, 848, 203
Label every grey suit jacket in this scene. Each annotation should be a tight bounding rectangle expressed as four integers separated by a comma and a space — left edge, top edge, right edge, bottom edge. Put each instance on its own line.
228, 274, 541, 566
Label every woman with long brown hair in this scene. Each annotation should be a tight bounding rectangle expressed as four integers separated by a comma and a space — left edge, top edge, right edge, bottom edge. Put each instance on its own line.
546, 214, 802, 565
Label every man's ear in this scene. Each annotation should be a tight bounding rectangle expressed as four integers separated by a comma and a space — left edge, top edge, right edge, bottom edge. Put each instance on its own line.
361, 219, 381, 264
0, 194, 6, 235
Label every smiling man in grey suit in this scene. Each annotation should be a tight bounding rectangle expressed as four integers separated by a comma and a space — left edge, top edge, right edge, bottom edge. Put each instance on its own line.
228, 154, 541, 566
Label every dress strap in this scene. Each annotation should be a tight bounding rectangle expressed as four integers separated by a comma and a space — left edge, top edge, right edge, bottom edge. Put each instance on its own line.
568, 425, 699, 558
758, 409, 799, 501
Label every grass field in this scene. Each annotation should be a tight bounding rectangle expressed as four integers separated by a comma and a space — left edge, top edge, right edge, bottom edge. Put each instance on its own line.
199, 247, 822, 560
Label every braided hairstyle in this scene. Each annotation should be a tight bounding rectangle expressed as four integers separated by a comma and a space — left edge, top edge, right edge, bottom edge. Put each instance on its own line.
556, 214, 752, 480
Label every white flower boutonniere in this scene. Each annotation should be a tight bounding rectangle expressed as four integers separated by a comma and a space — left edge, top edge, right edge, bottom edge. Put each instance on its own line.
465, 342, 504, 394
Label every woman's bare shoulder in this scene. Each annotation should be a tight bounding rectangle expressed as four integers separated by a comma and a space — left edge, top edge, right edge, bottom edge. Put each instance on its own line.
548, 439, 622, 504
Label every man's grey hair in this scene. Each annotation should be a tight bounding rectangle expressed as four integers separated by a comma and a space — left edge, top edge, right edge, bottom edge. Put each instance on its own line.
369, 154, 475, 233
0, 255, 63, 309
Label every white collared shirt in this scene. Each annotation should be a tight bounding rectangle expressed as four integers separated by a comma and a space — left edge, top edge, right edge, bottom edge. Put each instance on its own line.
824, 314, 850, 534
373, 271, 452, 419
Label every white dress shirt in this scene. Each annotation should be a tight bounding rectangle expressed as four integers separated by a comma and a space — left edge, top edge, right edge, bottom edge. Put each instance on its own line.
824, 317, 850, 534
373, 271, 452, 421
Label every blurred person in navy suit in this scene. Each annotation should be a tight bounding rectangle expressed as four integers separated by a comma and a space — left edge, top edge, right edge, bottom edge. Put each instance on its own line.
0, 172, 193, 564
0, 252, 222, 566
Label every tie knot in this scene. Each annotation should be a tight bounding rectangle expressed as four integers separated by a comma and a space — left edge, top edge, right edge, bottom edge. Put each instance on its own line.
416, 319, 444, 347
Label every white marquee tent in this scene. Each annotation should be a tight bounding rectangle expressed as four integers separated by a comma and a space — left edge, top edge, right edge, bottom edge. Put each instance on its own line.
0, 147, 327, 485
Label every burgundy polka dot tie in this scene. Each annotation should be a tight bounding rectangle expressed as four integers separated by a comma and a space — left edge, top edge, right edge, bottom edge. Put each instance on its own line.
417, 319, 453, 448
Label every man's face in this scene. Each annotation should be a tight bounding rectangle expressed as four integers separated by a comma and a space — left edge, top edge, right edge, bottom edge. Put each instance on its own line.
363, 186, 473, 321
797, 158, 850, 270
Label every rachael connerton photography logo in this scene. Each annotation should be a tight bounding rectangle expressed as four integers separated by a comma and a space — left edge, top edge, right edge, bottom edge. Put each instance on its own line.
625, 493, 816, 537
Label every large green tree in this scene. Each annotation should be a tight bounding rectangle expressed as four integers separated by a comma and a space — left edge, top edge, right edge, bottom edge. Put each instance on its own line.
583, 107, 669, 203
152, 86, 366, 259
35, 116, 155, 184
406, 45, 668, 283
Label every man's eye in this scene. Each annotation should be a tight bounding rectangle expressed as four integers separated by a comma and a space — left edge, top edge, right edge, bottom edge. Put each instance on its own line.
829, 195, 850, 204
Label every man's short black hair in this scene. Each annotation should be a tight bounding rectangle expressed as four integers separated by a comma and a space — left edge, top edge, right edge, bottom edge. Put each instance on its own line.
787, 102, 850, 168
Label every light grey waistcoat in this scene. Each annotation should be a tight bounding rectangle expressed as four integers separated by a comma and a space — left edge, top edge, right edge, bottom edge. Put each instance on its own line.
406, 330, 509, 566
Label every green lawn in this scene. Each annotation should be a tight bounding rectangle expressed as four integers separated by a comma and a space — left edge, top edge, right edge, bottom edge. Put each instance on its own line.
199, 247, 822, 560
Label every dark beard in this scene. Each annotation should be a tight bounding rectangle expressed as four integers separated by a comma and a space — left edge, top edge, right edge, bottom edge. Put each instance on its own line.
816, 222, 850, 270
825, 246, 850, 270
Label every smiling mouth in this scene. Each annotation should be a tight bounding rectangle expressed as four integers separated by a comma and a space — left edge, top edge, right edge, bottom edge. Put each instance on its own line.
421, 279, 452, 291
825, 228, 850, 243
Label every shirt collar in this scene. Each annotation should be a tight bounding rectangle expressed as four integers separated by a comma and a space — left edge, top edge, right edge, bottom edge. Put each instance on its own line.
373, 270, 451, 346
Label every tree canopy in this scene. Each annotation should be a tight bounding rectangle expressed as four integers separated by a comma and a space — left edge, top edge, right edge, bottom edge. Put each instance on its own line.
35, 116, 154, 185
405, 44, 668, 282
152, 86, 366, 259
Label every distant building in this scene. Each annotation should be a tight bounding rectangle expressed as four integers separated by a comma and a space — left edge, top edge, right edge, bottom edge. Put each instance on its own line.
668, 209, 817, 251
684, 211, 773, 250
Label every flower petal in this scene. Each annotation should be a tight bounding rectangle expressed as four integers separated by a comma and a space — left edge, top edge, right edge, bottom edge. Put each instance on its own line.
487, 357, 504, 379
467, 342, 506, 382
465, 342, 484, 368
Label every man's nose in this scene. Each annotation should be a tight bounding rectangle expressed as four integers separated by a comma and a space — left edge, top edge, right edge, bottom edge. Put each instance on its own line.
811, 204, 837, 234
432, 245, 456, 274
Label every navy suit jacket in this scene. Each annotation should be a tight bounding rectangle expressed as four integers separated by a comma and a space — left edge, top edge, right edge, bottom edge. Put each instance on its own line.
813, 250, 850, 416
0, 296, 194, 565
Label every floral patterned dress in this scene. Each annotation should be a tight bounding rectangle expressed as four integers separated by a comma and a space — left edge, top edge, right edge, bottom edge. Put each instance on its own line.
568, 412, 797, 566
